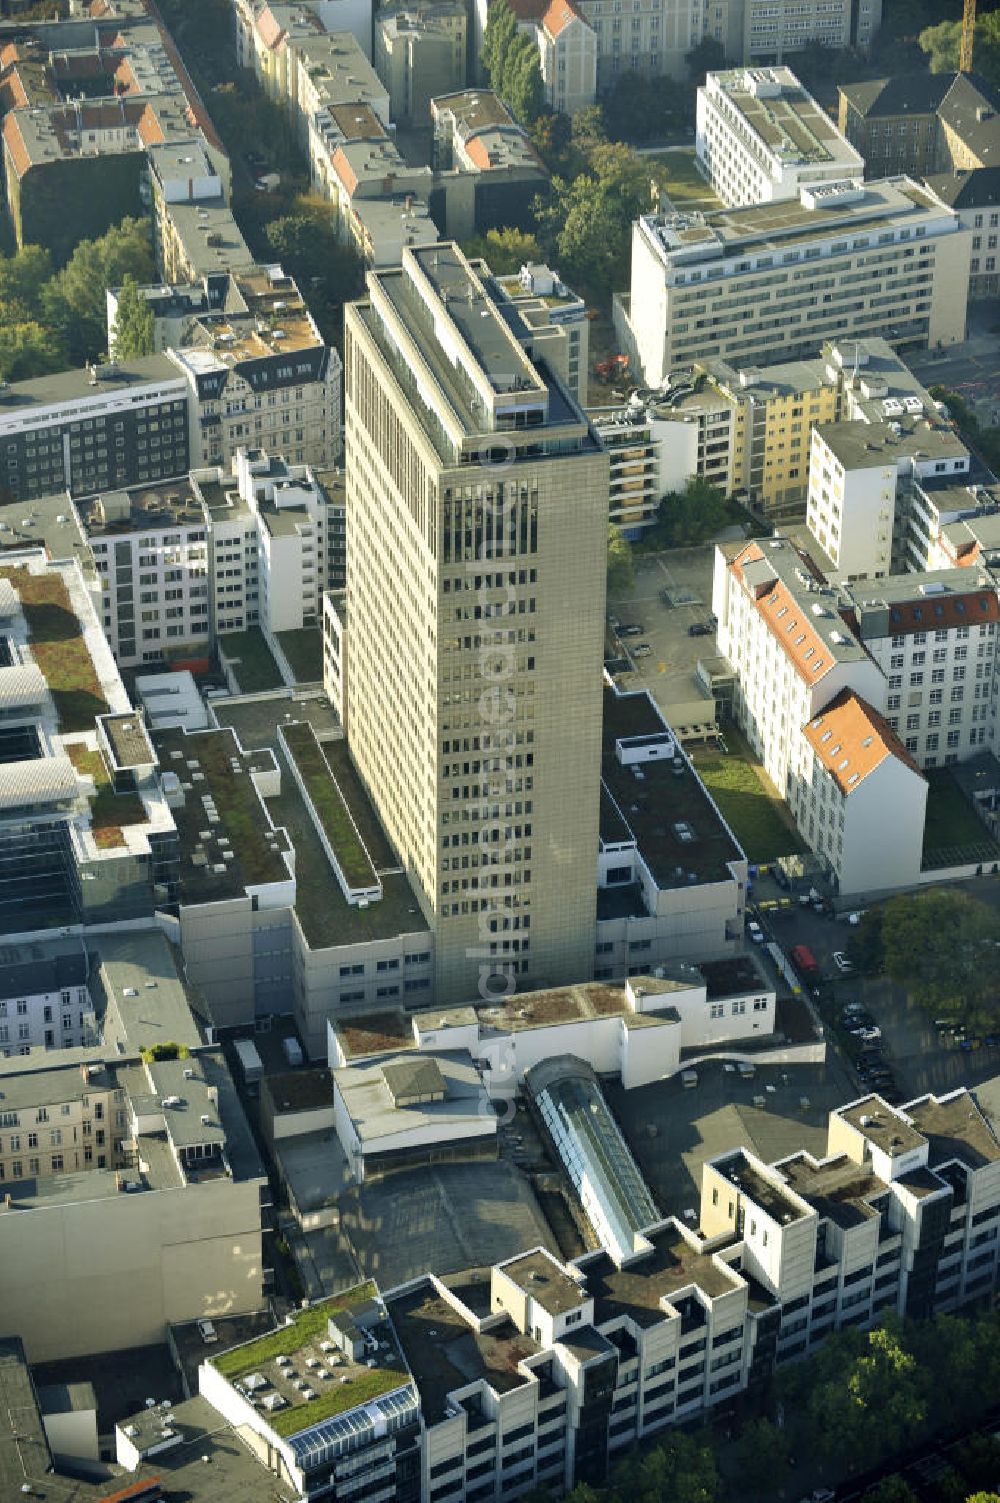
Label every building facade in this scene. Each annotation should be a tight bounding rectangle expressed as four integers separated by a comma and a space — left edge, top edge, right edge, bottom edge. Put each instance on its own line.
622, 179, 970, 388
696, 67, 863, 208
344, 243, 609, 1006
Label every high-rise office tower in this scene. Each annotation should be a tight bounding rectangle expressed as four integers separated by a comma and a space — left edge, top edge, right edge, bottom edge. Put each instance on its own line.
344, 243, 609, 1006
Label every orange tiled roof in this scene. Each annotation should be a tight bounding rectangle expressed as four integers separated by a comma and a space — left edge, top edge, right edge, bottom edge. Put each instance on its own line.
542, 0, 584, 37
2, 114, 30, 179
256, 6, 287, 50
331, 144, 358, 196
730, 542, 844, 684
463, 134, 492, 170
803, 689, 923, 795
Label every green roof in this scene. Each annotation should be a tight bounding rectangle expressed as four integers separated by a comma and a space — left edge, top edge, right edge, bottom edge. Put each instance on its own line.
281, 721, 378, 891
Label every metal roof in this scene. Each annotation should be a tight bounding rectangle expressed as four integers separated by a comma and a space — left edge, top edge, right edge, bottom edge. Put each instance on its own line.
0, 755, 77, 813
0, 663, 46, 711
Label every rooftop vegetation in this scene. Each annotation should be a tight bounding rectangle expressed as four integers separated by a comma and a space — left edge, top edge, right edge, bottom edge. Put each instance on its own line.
2, 567, 109, 732
281, 721, 377, 890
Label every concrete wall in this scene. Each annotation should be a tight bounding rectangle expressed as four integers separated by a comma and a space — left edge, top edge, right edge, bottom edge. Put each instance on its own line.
0, 1177, 264, 1362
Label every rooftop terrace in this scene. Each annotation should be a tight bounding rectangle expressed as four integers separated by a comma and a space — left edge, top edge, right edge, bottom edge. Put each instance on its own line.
153, 726, 290, 902
586, 1223, 740, 1324
211, 1283, 410, 1439
0, 562, 109, 732
389, 1282, 538, 1424
77, 475, 204, 535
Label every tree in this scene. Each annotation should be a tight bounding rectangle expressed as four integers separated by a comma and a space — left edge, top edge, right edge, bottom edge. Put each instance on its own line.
608, 523, 634, 596
0, 320, 67, 383
263, 208, 365, 344
0, 245, 53, 321
603, 71, 686, 145
919, 19, 962, 72
111, 274, 155, 359
878, 889, 1000, 1024
534, 142, 652, 295
462, 227, 543, 275
685, 36, 726, 82
654, 476, 731, 547
861, 1479, 919, 1503
846, 905, 884, 975
482, 0, 544, 125
732, 1417, 789, 1498
482, 0, 519, 94
43, 216, 154, 364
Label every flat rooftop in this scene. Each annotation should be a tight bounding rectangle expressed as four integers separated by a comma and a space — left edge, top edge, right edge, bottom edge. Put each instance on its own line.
707, 68, 861, 170
388, 1281, 538, 1424
778, 1151, 882, 1228
907, 1088, 1000, 1169
601, 688, 744, 886
500, 1249, 587, 1316
153, 726, 291, 903
586, 1222, 740, 1324
210, 1284, 411, 1439
717, 1148, 807, 1224
334, 1051, 492, 1145
642, 178, 948, 264
839, 1097, 927, 1156
815, 416, 967, 472
77, 475, 203, 535
0, 354, 183, 417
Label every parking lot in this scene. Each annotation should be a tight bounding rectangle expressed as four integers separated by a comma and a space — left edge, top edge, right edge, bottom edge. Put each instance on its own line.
747, 880, 1000, 1106
607, 544, 727, 728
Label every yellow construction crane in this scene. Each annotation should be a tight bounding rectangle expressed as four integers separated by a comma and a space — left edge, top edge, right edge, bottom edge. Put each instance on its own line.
960, 0, 976, 72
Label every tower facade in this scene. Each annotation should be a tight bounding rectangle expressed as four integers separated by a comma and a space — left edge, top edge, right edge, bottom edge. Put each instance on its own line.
344, 243, 608, 1005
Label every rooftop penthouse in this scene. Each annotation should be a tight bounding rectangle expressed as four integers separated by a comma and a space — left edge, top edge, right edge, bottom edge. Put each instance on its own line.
638, 177, 956, 281
355, 243, 597, 462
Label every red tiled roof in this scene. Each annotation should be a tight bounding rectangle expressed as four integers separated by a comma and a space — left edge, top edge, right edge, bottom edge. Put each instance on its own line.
730, 543, 845, 684
2, 114, 31, 180
803, 690, 924, 795
880, 587, 1000, 635
463, 134, 493, 170
139, 0, 225, 153
136, 100, 166, 146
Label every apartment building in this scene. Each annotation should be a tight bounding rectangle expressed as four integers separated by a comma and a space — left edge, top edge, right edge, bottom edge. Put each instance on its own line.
0, 550, 177, 936
696, 67, 863, 208
622, 178, 970, 389
0, 7, 229, 264
0, 945, 267, 1363
508, 0, 597, 116
146, 138, 254, 286
165, 263, 343, 473
344, 242, 609, 1006
712, 537, 927, 893
429, 89, 551, 235
0, 357, 190, 505
0, 940, 93, 1055
710, 0, 882, 66
808, 417, 969, 580
845, 571, 1000, 772
375, 1, 467, 125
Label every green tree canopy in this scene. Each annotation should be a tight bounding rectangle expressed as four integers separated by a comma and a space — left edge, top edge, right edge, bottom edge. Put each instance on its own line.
685, 36, 726, 82
43, 216, 154, 365
877, 889, 1000, 1023
732, 1416, 789, 1498
534, 142, 653, 295
0, 320, 67, 384
263, 208, 365, 344
919, 18, 962, 71
462, 227, 543, 275
0, 245, 53, 321
111, 274, 155, 359
607, 523, 634, 596
861, 1478, 919, 1503
653, 475, 731, 547
483, 0, 545, 125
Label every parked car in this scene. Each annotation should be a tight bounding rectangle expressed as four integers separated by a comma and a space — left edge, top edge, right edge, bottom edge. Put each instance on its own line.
631, 643, 652, 658
688, 622, 713, 637
842, 1010, 876, 1032
856, 1026, 882, 1043
773, 867, 791, 891
197, 1318, 218, 1344
960, 1036, 983, 1052
619, 623, 644, 637
747, 920, 765, 944
659, 588, 672, 605
832, 950, 853, 973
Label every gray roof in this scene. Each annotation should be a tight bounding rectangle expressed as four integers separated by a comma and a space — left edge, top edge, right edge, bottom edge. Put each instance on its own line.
0, 1050, 115, 1114
381, 1055, 445, 1102
0, 937, 88, 1004
36, 1381, 96, 1416
0, 756, 78, 813
94, 929, 204, 1055
0, 1338, 50, 1500
0, 355, 184, 420
334, 1050, 493, 1146
0, 664, 46, 712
